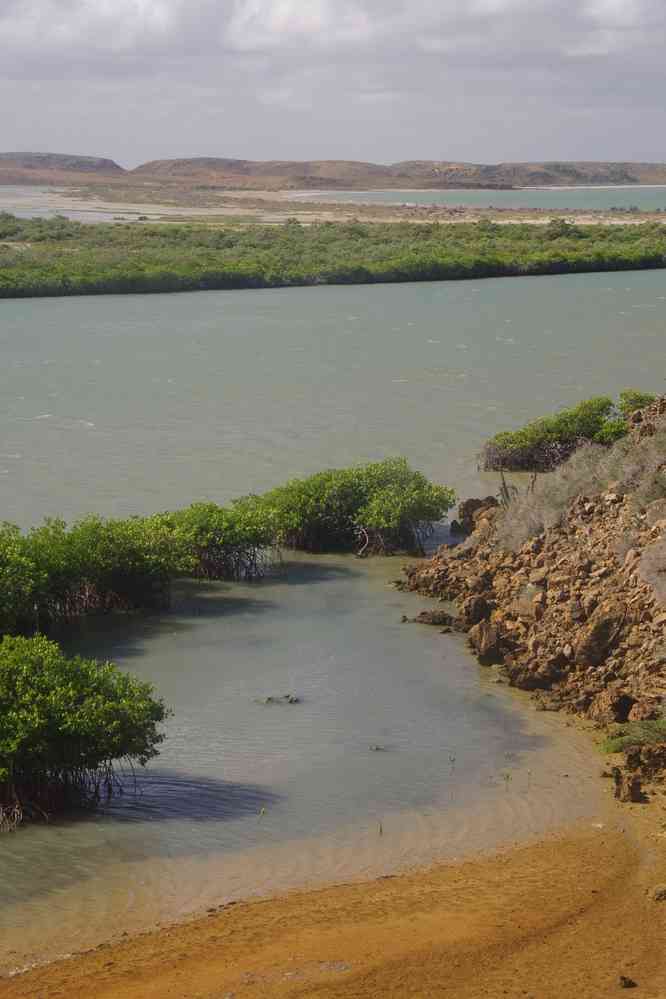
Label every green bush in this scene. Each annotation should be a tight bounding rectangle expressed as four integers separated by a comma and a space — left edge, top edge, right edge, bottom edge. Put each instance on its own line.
618, 389, 656, 417
261, 457, 455, 554
601, 718, 666, 754
168, 499, 275, 580
0, 635, 168, 821
483, 391, 654, 471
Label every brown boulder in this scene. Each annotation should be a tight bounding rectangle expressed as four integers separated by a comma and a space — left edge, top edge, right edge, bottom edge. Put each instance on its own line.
574, 599, 626, 667
459, 595, 491, 627
627, 698, 662, 722
468, 620, 501, 663
612, 768, 644, 803
588, 687, 636, 723
456, 496, 499, 534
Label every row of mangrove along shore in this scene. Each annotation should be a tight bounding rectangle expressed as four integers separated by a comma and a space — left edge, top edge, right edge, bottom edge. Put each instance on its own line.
0, 458, 454, 826
5, 391, 666, 830
2, 214, 666, 297
402, 395, 666, 802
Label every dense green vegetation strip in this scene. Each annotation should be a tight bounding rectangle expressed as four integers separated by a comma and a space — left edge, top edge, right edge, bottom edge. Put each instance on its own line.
0, 458, 453, 823
482, 390, 655, 472
0, 458, 455, 636
2, 214, 666, 297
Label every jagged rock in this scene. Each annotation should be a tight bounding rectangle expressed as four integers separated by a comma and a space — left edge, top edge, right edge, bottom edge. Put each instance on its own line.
574, 600, 626, 668
398, 403, 666, 791
650, 885, 666, 902
627, 698, 662, 722
612, 768, 644, 803
625, 743, 666, 777
412, 609, 455, 626
459, 595, 491, 627
456, 496, 499, 534
619, 975, 638, 989
468, 620, 501, 663
589, 687, 636, 723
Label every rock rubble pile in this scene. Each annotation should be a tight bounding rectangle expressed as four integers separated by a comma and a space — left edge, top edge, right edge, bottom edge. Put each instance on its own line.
402, 397, 666, 795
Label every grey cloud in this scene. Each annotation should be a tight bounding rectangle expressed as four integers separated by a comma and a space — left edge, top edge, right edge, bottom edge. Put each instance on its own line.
1, 0, 665, 164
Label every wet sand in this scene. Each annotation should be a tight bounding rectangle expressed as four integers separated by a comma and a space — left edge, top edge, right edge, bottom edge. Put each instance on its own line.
4, 804, 666, 999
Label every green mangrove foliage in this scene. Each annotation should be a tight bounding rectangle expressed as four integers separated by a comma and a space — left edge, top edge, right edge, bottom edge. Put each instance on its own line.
259, 457, 455, 554
0, 514, 192, 634
482, 390, 656, 472
168, 499, 276, 580
0, 635, 168, 827
2, 214, 666, 298
0, 459, 454, 636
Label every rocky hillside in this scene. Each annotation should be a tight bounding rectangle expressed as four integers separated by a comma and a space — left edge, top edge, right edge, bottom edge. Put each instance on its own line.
129, 158, 666, 190
403, 398, 666, 798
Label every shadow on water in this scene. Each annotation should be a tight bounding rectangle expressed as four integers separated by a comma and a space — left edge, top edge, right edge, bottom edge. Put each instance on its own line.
0, 773, 282, 912
91, 769, 281, 825
57, 559, 361, 661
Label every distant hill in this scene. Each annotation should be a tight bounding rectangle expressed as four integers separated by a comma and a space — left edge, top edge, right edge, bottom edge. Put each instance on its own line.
0, 152, 124, 173
3, 153, 666, 191
130, 158, 666, 190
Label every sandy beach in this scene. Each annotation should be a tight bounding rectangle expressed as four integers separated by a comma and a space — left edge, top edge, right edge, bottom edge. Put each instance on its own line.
3, 798, 666, 999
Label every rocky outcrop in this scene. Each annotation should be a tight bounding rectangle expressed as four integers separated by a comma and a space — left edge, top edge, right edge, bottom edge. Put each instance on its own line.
401, 398, 666, 789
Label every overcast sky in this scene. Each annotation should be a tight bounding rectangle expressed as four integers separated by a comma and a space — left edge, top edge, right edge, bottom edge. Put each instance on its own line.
1, 0, 665, 167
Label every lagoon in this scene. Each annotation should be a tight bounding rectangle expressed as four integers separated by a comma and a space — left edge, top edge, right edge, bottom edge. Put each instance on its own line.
2, 270, 665, 972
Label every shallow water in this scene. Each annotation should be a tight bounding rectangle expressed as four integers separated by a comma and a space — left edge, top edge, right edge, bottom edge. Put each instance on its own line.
2, 271, 663, 971
0, 560, 603, 973
295, 186, 666, 211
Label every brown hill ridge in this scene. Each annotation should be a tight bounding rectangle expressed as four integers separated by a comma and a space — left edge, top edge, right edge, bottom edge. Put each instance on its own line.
3, 152, 666, 190
130, 157, 666, 190
0, 152, 124, 173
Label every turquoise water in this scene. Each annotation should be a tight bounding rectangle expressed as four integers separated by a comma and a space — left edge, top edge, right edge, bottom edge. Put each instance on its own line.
295, 186, 666, 211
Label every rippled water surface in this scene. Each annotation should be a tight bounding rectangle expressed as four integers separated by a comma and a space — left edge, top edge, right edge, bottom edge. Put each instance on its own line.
2, 271, 665, 971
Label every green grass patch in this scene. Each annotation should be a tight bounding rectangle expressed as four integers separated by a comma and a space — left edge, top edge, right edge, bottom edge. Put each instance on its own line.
601, 718, 666, 754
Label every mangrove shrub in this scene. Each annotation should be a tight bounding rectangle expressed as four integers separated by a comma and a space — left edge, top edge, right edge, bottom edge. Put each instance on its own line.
2, 216, 666, 299
482, 390, 655, 472
0, 635, 168, 826
260, 457, 455, 554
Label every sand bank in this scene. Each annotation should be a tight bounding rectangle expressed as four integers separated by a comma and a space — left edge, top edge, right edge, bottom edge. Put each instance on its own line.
4, 808, 666, 999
